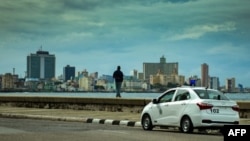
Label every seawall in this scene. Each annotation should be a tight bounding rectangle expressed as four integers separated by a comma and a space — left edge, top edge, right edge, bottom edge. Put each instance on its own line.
0, 96, 249, 118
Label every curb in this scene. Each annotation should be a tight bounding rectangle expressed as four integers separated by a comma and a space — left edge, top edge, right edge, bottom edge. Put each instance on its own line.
0, 113, 141, 127
86, 118, 141, 127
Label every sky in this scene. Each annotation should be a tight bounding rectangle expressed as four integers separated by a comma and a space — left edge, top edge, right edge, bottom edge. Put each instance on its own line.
0, 0, 250, 87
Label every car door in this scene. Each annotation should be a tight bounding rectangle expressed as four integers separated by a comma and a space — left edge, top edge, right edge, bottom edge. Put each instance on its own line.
153, 89, 176, 125
165, 89, 191, 126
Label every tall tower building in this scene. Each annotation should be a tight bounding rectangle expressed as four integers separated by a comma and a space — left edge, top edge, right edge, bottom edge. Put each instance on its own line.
210, 77, 220, 90
226, 78, 236, 92
63, 65, 75, 82
201, 63, 209, 87
27, 49, 56, 80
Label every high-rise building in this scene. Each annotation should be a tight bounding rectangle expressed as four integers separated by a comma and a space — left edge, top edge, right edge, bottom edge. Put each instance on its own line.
143, 55, 178, 81
201, 63, 209, 87
63, 65, 75, 82
27, 50, 56, 80
130, 69, 138, 79
210, 77, 220, 90
226, 78, 236, 92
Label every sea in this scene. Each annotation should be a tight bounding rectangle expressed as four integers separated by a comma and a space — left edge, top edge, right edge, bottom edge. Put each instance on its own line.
0, 92, 250, 101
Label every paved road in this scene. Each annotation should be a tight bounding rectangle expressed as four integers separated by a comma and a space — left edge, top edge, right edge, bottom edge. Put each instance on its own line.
0, 106, 249, 141
0, 118, 223, 141
1, 106, 249, 125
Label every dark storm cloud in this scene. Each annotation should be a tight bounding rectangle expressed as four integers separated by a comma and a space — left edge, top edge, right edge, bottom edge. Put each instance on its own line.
0, 0, 250, 47
60, 0, 196, 11
1, 0, 250, 52
0, 1, 64, 39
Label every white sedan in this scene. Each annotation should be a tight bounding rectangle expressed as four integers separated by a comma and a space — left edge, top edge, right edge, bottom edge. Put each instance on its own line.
140, 86, 240, 133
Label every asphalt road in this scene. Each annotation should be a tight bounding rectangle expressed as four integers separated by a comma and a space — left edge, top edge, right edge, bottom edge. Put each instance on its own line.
0, 118, 223, 141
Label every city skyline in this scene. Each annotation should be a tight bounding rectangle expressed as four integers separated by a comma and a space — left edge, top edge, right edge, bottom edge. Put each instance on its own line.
0, 0, 250, 87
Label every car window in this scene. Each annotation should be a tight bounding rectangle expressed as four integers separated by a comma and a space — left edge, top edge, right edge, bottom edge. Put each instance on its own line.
194, 89, 229, 100
158, 90, 175, 103
174, 89, 190, 101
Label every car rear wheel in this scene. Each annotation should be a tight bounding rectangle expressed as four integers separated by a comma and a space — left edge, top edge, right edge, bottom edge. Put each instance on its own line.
180, 116, 193, 133
142, 114, 153, 130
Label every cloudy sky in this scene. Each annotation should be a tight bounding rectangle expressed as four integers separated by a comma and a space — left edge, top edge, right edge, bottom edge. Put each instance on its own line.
0, 0, 250, 87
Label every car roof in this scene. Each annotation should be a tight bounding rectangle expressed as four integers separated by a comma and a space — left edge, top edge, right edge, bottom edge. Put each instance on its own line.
173, 86, 217, 91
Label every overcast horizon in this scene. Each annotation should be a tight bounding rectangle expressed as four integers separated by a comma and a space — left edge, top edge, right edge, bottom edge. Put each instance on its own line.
0, 0, 250, 87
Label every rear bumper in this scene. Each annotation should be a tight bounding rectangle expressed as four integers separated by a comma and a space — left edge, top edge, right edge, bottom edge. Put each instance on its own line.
191, 114, 240, 128
202, 119, 239, 124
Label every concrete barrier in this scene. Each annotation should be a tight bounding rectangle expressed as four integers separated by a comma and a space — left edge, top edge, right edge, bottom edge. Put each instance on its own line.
235, 101, 250, 118
0, 96, 150, 113
0, 96, 249, 118
0, 96, 150, 105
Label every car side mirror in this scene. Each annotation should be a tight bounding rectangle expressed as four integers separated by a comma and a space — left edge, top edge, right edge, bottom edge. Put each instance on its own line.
152, 98, 158, 104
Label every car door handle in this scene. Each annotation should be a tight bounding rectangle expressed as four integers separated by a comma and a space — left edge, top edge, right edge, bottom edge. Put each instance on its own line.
181, 103, 186, 105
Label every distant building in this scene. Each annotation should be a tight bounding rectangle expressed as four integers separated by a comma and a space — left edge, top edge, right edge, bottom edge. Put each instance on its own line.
201, 63, 209, 87
78, 69, 88, 77
89, 72, 98, 79
27, 49, 56, 80
1, 73, 14, 90
63, 65, 75, 82
131, 69, 138, 79
99, 75, 114, 83
143, 55, 178, 81
123, 78, 145, 91
79, 76, 94, 91
238, 84, 244, 92
137, 72, 144, 80
210, 77, 220, 90
226, 78, 236, 92
149, 70, 185, 86
0, 73, 21, 90
96, 79, 107, 90
0, 75, 2, 89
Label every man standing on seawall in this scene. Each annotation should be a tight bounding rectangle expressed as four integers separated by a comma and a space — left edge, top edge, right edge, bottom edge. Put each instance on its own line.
113, 66, 124, 98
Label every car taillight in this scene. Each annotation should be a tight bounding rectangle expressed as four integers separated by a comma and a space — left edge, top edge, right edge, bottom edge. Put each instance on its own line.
232, 105, 240, 112
197, 102, 213, 110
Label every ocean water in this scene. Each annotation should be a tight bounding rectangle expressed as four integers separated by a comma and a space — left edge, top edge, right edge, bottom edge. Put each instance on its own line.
0, 92, 250, 101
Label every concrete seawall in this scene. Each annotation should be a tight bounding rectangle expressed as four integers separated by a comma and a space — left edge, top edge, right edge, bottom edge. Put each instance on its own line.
0, 96, 249, 118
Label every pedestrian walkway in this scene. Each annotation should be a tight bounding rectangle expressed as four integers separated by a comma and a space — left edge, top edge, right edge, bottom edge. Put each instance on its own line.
0, 106, 142, 127
0, 106, 250, 127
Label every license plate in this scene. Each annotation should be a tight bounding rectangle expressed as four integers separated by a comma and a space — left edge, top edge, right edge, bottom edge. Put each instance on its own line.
210, 108, 219, 113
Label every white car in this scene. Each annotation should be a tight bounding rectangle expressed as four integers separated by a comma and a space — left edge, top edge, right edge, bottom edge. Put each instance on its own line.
140, 86, 240, 133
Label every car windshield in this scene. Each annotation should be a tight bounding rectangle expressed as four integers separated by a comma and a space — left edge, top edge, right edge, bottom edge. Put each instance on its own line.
194, 89, 229, 100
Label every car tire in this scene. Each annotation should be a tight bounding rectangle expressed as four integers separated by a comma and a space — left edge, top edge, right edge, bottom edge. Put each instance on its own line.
180, 116, 193, 133
142, 114, 153, 131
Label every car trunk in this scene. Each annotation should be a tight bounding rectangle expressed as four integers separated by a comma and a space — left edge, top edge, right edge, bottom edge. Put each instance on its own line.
202, 100, 238, 115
